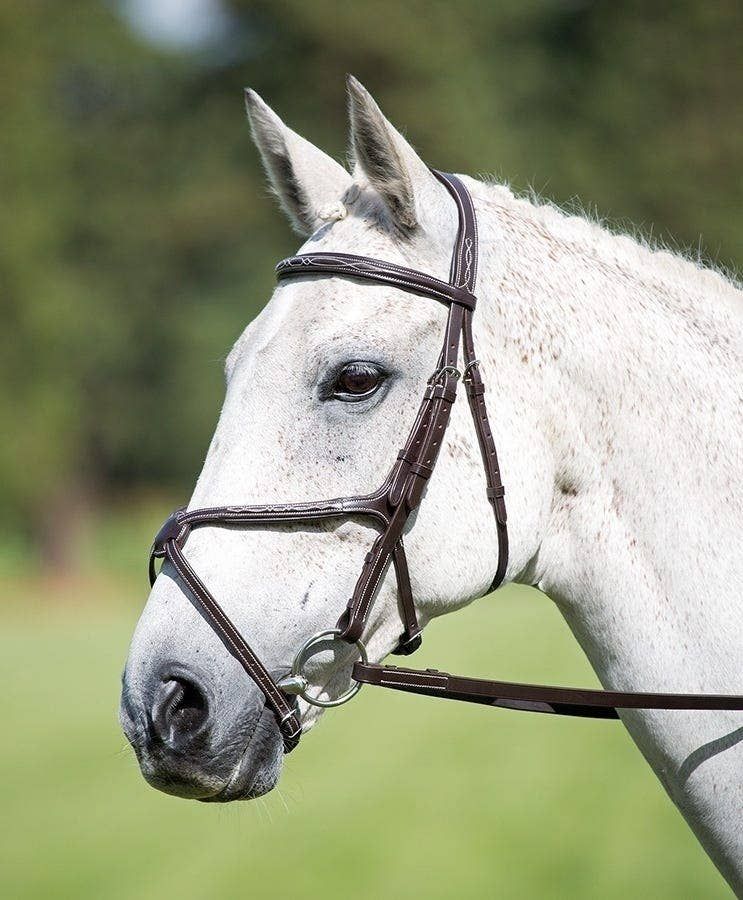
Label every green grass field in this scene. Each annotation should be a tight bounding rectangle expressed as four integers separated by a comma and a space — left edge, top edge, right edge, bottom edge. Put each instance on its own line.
0, 512, 731, 899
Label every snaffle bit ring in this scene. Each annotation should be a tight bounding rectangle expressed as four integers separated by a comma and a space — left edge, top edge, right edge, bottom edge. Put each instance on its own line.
278, 628, 367, 708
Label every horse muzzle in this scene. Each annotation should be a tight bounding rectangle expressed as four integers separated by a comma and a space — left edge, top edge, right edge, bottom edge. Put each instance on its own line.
119, 660, 284, 801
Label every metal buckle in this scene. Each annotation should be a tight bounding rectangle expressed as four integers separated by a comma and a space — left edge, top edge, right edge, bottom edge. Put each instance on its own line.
277, 628, 367, 708
462, 359, 480, 381
428, 365, 461, 384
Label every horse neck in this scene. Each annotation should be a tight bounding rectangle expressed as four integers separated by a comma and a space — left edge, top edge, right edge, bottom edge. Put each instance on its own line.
471, 178, 743, 676
470, 181, 743, 886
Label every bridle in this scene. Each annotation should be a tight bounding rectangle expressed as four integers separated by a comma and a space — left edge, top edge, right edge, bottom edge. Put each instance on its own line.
149, 170, 743, 754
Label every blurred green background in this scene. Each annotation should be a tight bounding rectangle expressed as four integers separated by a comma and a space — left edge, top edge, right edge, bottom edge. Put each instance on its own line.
1, 1, 740, 897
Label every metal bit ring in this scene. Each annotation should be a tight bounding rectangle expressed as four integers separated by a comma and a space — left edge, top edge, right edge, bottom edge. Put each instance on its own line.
278, 628, 367, 708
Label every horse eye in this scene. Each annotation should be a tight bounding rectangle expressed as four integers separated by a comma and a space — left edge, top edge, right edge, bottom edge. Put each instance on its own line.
331, 362, 385, 401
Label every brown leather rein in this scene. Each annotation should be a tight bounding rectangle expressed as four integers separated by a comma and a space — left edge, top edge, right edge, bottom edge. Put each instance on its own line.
149, 171, 743, 754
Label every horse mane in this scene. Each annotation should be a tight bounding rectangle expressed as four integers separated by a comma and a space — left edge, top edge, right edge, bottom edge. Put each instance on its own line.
473, 175, 742, 306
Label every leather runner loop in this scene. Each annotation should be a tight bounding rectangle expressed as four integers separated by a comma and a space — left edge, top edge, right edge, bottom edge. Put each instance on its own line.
149, 507, 190, 587
152, 507, 190, 550
424, 381, 458, 404
352, 662, 743, 716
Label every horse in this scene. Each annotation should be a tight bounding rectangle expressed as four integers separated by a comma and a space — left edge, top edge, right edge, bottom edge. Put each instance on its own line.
120, 77, 743, 892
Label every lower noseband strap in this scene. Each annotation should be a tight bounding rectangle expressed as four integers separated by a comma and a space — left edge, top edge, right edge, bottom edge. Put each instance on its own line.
163, 535, 302, 752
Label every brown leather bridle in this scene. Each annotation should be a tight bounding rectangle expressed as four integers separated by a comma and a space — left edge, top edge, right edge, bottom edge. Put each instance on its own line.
149, 170, 743, 754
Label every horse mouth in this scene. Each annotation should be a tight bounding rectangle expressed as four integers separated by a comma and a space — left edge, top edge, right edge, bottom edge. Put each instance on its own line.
199, 754, 281, 802
132, 732, 281, 803
199, 709, 284, 802
199, 764, 280, 802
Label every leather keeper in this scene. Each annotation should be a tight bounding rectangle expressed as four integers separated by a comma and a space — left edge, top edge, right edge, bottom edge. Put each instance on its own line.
336, 608, 364, 643
152, 507, 189, 554
425, 382, 458, 404
410, 461, 434, 480
465, 379, 486, 398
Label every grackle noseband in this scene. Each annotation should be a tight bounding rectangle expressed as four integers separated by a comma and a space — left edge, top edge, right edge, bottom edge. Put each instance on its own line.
149, 171, 743, 754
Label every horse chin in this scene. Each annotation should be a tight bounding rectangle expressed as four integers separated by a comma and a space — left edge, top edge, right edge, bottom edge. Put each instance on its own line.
201, 762, 280, 802
199, 713, 284, 803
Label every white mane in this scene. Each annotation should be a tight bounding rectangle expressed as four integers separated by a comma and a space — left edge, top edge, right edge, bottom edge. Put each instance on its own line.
475, 177, 742, 308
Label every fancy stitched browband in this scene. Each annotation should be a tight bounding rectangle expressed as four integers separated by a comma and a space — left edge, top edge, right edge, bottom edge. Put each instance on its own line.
149, 170, 743, 754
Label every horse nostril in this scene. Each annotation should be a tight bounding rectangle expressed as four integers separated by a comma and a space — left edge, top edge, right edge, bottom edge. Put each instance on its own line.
151, 676, 211, 750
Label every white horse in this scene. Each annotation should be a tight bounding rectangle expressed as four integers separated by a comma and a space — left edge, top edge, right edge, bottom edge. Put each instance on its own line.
121, 77, 743, 892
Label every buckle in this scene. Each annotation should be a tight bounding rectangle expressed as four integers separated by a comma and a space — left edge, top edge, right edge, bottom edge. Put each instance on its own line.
428, 365, 461, 385
462, 359, 480, 381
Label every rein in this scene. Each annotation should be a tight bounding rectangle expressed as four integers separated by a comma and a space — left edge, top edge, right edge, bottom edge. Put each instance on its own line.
149, 171, 743, 753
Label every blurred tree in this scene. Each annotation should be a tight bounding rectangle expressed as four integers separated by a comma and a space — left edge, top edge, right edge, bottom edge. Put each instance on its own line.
0, 0, 740, 568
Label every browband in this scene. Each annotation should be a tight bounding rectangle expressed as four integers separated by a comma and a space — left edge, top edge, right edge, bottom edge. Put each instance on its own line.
276, 253, 477, 309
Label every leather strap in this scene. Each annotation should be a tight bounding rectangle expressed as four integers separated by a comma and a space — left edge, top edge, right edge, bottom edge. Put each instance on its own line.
444, 168, 508, 591
276, 253, 477, 309
168, 541, 302, 750
353, 662, 743, 716
462, 317, 508, 591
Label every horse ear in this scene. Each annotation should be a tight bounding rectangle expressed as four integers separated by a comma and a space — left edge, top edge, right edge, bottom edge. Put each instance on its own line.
244, 89, 353, 236
346, 75, 444, 235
